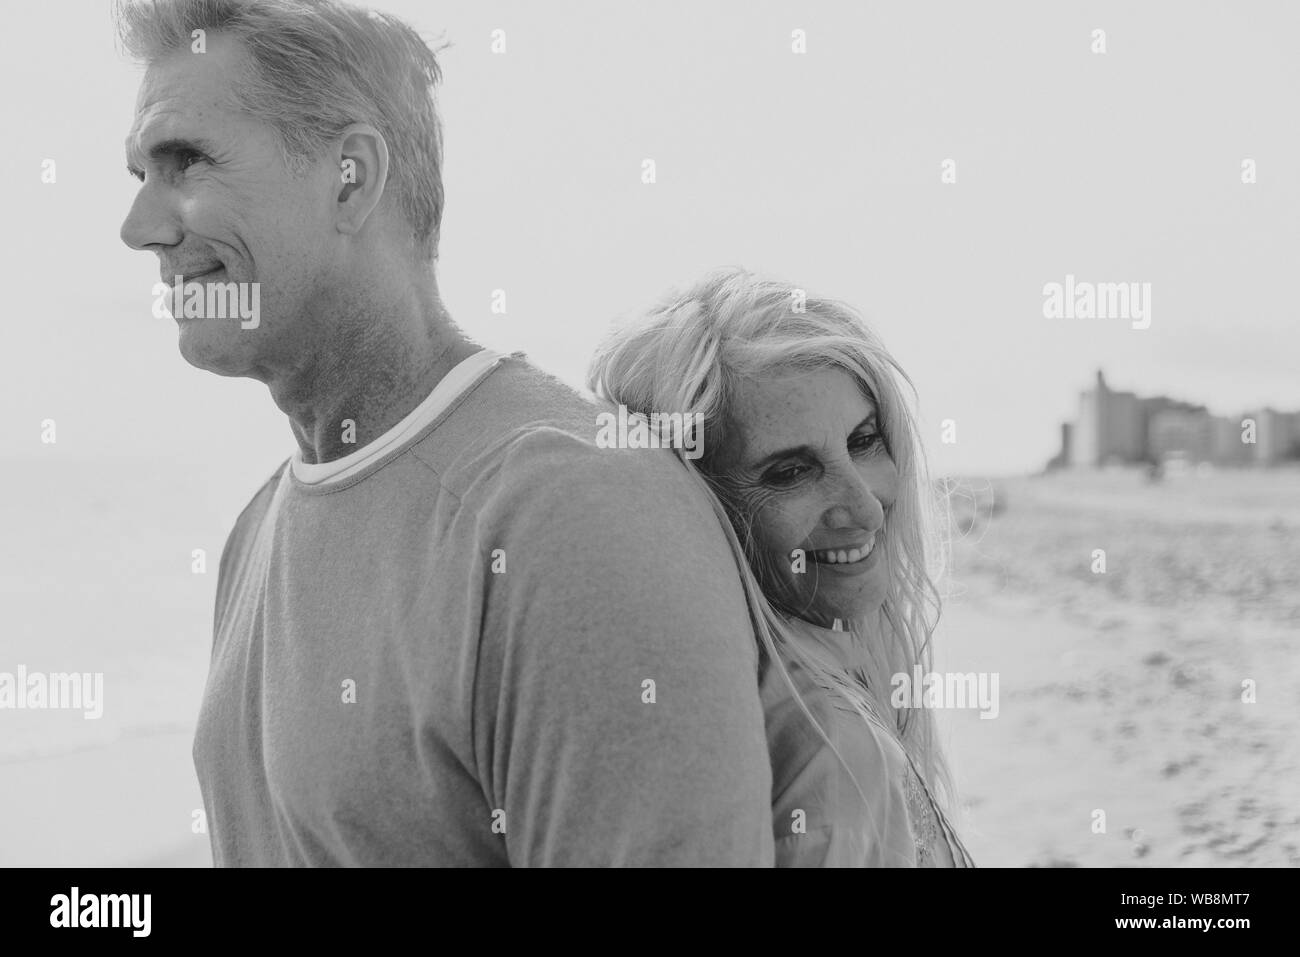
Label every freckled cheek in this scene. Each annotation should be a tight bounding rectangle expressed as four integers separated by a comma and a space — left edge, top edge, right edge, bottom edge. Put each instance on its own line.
756, 497, 817, 572
862, 456, 901, 508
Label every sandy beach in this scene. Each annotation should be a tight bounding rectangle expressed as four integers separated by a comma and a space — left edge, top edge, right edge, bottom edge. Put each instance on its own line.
934, 466, 1300, 867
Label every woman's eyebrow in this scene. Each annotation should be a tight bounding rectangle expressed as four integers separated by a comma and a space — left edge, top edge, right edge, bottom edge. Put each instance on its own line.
749, 411, 878, 470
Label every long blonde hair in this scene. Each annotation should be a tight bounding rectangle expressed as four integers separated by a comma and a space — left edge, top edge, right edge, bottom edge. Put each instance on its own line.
587, 267, 958, 828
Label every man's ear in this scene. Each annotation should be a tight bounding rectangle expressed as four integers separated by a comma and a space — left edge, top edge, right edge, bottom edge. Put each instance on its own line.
334, 124, 390, 238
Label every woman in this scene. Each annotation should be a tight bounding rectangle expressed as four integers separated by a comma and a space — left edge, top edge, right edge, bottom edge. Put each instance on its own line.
587, 268, 975, 867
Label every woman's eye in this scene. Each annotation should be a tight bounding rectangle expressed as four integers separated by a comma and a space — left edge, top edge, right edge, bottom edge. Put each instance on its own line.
767, 464, 811, 486
178, 150, 203, 171
850, 431, 882, 454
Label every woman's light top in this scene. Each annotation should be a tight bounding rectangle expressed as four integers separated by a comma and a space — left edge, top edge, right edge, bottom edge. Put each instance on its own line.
761, 615, 975, 868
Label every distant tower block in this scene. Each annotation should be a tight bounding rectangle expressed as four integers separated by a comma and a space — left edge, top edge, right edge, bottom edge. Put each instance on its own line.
1051, 369, 1297, 470
1075, 370, 1143, 466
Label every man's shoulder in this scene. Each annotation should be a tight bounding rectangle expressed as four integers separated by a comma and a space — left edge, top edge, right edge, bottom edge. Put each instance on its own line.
421, 356, 707, 509
220, 459, 289, 558
212, 459, 289, 622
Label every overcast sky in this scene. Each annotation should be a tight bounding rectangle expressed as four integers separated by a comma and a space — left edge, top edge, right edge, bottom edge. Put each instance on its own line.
5, 0, 1296, 487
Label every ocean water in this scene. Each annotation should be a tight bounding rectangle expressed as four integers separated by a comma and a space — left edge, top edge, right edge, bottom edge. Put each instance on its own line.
0, 456, 270, 764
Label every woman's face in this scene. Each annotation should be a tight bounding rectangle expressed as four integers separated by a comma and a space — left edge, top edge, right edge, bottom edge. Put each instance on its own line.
712, 366, 898, 628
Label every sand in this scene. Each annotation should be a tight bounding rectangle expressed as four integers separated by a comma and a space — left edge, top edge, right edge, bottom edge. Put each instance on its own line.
933, 466, 1300, 867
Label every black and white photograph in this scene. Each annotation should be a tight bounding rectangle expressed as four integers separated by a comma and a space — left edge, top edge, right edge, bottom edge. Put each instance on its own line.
1, 0, 1296, 907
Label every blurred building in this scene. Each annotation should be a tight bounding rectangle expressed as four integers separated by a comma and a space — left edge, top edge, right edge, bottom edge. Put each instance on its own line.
1256, 408, 1300, 464
1049, 370, 1300, 469
1149, 408, 1214, 463
1211, 415, 1254, 466
1069, 370, 1157, 466
1071, 372, 1127, 465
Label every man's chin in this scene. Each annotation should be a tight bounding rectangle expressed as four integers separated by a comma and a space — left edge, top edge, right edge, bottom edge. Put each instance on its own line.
176, 322, 256, 377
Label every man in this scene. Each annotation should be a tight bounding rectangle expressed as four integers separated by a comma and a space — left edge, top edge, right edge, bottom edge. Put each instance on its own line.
116, 0, 774, 866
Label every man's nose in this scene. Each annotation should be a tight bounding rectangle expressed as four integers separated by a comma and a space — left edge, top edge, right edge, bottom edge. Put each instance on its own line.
120, 183, 182, 251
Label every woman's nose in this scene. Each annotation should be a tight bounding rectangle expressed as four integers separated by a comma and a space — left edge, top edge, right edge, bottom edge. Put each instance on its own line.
822, 464, 888, 531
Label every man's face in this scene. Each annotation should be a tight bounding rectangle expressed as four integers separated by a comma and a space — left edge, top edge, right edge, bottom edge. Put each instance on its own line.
121, 32, 336, 378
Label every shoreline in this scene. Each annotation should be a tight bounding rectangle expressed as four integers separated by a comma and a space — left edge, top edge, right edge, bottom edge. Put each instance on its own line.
0, 728, 212, 868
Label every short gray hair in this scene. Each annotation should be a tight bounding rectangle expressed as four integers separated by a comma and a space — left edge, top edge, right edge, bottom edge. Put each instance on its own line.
115, 0, 448, 261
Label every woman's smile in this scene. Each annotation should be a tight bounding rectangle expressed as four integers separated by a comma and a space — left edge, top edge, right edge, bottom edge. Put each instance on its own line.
807, 534, 881, 572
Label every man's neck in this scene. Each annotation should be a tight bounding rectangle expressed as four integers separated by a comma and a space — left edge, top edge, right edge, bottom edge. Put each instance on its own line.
268, 285, 481, 466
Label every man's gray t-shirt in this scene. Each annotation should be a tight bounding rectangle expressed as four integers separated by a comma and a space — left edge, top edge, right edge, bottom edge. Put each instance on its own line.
193, 355, 774, 865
